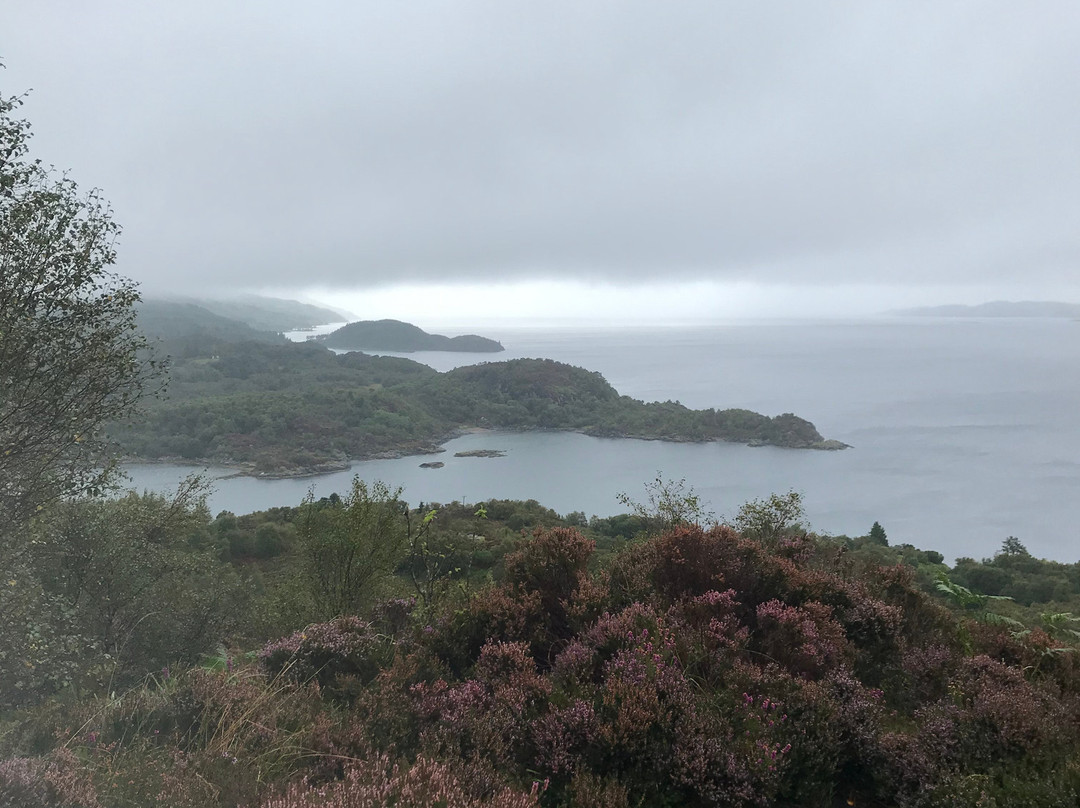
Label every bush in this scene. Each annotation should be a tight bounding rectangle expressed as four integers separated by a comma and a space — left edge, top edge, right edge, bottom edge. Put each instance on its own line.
260, 616, 391, 691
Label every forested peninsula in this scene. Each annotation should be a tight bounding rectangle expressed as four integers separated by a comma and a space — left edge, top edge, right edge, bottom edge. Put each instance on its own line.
113, 337, 844, 475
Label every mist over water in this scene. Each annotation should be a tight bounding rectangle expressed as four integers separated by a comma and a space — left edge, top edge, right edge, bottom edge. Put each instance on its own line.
126, 318, 1080, 563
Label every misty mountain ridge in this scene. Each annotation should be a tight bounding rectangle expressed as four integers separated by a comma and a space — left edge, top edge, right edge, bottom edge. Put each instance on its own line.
135, 300, 286, 348
322, 319, 504, 353
137, 294, 352, 357
889, 300, 1080, 318
157, 293, 353, 332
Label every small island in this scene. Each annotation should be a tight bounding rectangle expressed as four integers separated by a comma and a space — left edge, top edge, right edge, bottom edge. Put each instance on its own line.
454, 449, 507, 458
321, 319, 504, 353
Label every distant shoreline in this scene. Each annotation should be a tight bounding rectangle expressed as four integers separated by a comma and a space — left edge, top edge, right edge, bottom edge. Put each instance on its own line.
121, 426, 848, 480
888, 300, 1080, 318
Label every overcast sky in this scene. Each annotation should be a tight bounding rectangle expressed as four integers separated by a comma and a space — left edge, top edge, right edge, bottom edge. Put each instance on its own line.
5, 2, 1080, 321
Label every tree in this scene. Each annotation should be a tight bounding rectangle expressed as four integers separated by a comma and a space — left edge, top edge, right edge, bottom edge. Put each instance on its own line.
0, 88, 162, 528
1, 477, 242, 705
298, 478, 410, 619
734, 490, 805, 541
617, 472, 714, 530
999, 536, 1029, 557
868, 521, 888, 546
28, 478, 240, 679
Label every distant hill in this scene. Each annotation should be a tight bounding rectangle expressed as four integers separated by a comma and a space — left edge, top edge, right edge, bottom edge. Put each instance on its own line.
890, 301, 1080, 318
162, 294, 352, 332
322, 319, 504, 352
136, 300, 285, 356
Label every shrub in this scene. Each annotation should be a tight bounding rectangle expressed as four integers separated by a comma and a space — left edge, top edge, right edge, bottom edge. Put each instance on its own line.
503, 527, 595, 638
754, 599, 849, 679
649, 524, 741, 600
260, 617, 391, 691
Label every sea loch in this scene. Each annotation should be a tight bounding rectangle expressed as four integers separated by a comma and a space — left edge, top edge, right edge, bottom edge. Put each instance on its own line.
123, 317, 1080, 563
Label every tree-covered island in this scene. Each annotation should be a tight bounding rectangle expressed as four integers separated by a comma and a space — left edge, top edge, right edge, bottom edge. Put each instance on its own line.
111, 338, 846, 476
321, 318, 505, 352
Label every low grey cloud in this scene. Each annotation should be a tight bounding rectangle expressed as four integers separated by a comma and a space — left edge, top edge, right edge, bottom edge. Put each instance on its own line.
4, 2, 1079, 295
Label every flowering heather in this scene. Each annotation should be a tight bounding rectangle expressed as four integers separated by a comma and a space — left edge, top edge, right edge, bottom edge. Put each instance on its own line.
675, 588, 750, 654
259, 616, 388, 689
550, 640, 597, 689
598, 639, 694, 754
754, 599, 849, 678
776, 532, 815, 564
531, 699, 598, 773
646, 523, 744, 599
261, 753, 542, 808
503, 527, 595, 599
410, 675, 505, 767
9, 522, 1080, 806
901, 643, 957, 701
371, 596, 416, 638
0, 750, 99, 808
429, 585, 548, 674
477, 642, 552, 709
956, 654, 1069, 756
408, 644, 555, 771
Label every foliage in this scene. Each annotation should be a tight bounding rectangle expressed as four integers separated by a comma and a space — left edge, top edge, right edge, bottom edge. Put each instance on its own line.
297, 478, 410, 620
259, 616, 391, 692
403, 506, 474, 609
0, 562, 87, 708
136, 299, 286, 357
868, 521, 888, 546
733, 489, 806, 541
616, 472, 714, 530
935, 571, 1024, 628
1, 479, 246, 706
0, 90, 163, 527
1041, 611, 1080, 642
950, 537, 1080, 607
6, 503, 1080, 807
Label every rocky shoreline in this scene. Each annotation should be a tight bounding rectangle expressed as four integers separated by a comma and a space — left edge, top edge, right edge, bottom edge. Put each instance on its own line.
453, 448, 507, 458
122, 426, 848, 480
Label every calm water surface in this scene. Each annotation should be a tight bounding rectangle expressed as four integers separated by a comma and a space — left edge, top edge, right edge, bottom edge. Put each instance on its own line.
124, 318, 1080, 562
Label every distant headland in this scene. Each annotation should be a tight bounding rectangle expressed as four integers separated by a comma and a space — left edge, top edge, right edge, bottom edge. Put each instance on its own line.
888, 300, 1080, 318
321, 319, 505, 353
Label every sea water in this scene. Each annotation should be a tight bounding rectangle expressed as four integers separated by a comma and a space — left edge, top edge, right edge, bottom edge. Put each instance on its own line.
122, 317, 1080, 562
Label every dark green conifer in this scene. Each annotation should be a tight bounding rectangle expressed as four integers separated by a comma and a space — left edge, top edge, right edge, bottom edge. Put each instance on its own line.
869, 521, 888, 546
